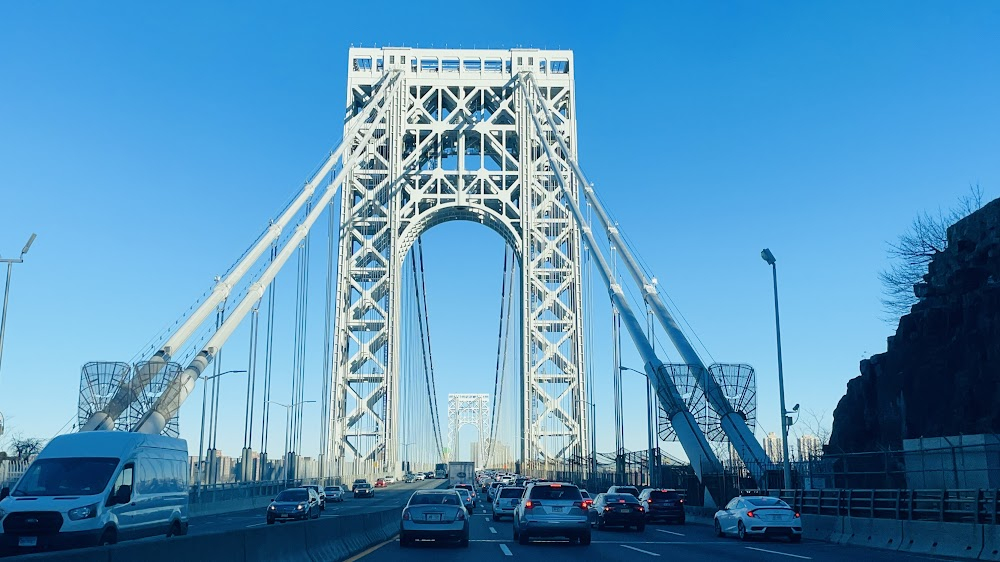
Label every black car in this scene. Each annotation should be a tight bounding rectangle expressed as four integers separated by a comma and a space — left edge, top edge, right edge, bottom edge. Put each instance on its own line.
354, 482, 375, 498
638, 488, 685, 524
266, 487, 322, 524
590, 493, 646, 531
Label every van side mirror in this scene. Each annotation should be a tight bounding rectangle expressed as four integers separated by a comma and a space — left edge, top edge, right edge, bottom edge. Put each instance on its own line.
0, 487, 9, 500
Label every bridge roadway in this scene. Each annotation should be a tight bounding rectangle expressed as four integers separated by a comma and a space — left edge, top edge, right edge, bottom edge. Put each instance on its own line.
353, 503, 954, 562
185, 479, 442, 537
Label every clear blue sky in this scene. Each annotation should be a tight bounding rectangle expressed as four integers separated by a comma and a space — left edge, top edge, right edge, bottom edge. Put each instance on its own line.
1, 1, 998, 464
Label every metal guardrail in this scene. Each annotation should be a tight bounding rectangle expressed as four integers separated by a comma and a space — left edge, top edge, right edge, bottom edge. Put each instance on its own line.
766, 488, 1000, 524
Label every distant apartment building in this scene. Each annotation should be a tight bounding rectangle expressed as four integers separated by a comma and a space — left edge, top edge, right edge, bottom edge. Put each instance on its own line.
764, 432, 784, 462
797, 434, 823, 461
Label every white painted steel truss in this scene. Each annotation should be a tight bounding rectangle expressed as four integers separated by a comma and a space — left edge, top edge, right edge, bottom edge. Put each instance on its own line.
331, 48, 589, 477
447, 393, 490, 464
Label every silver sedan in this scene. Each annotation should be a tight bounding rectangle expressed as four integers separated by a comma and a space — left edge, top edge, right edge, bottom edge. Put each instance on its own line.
399, 490, 469, 547
714, 496, 802, 542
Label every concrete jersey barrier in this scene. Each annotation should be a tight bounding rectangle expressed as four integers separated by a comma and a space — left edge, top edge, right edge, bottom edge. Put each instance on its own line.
15, 504, 403, 562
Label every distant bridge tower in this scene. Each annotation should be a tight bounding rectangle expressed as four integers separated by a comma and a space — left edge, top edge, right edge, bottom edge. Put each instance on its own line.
447, 394, 490, 465
330, 47, 589, 477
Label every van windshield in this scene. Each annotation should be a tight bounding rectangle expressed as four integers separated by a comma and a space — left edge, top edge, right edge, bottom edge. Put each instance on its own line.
13, 457, 119, 497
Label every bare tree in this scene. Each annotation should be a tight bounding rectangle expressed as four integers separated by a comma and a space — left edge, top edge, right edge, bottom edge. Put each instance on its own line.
879, 185, 984, 323
9, 435, 44, 461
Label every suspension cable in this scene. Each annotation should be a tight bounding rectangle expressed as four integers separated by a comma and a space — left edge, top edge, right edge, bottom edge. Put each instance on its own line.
411, 237, 445, 459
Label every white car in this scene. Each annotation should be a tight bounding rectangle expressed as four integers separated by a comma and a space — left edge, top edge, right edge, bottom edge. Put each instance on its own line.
384, 476, 397, 485
414, 473, 425, 481
713, 496, 802, 542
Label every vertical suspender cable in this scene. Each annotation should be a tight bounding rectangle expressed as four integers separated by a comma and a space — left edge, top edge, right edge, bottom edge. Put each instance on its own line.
259, 243, 277, 477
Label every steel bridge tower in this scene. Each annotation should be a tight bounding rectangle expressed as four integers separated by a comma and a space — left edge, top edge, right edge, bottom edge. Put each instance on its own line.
330, 47, 589, 478
447, 393, 490, 465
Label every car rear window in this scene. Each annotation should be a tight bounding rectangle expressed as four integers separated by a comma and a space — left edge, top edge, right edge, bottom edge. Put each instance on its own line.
411, 493, 460, 506
605, 494, 640, 504
529, 484, 582, 501
456, 484, 473, 490
649, 491, 680, 500
499, 487, 524, 498
746, 497, 789, 507
616, 487, 639, 496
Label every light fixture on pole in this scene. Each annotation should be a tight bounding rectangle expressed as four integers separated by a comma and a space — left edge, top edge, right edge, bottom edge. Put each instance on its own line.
267, 399, 317, 483
761, 248, 793, 489
197, 369, 247, 494
620, 365, 656, 486
0, 233, 37, 382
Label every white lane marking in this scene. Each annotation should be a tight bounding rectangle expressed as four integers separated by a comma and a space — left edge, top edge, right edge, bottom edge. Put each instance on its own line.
745, 546, 812, 560
621, 544, 659, 556
655, 529, 685, 536
499, 544, 513, 556
245, 522, 268, 528
621, 544, 661, 556
489, 527, 497, 534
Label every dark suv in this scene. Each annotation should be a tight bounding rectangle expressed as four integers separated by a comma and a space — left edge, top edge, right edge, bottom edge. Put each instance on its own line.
638, 488, 685, 524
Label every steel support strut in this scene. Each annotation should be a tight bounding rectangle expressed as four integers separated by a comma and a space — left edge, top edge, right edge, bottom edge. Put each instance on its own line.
523, 73, 771, 486
518, 73, 723, 484
131, 71, 403, 435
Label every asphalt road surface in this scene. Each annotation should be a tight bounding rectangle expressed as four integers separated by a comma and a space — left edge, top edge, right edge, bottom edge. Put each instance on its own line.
186, 479, 444, 536
352, 503, 955, 562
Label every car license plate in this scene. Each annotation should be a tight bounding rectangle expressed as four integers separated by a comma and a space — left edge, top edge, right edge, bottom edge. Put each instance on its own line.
426, 513, 442, 522
552, 507, 564, 513
280, 514, 290, 518
18, 537, 37, 547
618, 507, 631, 512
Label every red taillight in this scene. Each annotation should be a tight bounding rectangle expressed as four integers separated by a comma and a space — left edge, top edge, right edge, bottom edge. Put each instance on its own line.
525, 500, 539, 510
746, 510, 756, 518
647, 499, 653, 504
550, 483, 562, 487
795, 512, 800, 518
402, 510, 411, 520
618, 499, 626, 503
604, 506, 612, 511
679, 499, 684, 504
637, 506, 645, 512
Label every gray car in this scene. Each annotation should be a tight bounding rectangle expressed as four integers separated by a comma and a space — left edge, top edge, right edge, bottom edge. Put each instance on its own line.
324, 485, 345, 503
399, 490, 470, 547
512, 482, 590, 545
492, 486, 524, 520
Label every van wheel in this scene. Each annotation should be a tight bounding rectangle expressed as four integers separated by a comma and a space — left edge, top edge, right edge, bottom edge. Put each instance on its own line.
99, 529, 117, 546
167, 520, 182, 538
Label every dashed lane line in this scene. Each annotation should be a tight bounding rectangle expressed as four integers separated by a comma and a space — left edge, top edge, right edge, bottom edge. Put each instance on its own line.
745, 546, 812, 560
499, 544, 513, 556
489, 527, 497, 534
655, 529, 685, 536
621, 544, 661, 556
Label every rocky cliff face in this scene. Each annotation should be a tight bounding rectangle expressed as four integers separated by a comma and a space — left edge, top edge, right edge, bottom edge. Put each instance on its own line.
829, 198, 1000, 453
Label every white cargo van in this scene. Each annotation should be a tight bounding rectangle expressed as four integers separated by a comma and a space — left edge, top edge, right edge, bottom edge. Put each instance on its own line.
0, 432, 189, 554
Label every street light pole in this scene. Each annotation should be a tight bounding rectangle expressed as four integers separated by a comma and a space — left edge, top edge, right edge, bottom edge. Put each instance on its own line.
267, 400, 316, 483
761, 248, 793, 489
197, 369, 247, 496
0, 233, 36, 382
